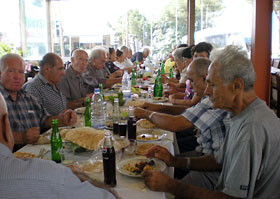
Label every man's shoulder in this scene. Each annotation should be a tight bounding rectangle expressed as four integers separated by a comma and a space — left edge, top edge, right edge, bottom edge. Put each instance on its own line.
23, 75, 43, 90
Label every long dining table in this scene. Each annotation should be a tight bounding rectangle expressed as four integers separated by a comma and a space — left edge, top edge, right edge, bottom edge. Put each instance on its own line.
17, 84, 177, 199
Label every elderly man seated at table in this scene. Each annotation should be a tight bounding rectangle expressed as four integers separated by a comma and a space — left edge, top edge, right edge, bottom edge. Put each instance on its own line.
23, 53, 68, 116
0, 53, 76, 151
57, 49, 92, 109
0, 93, 118, 199
82, 47, 122, 90
142, 45, 280, 199
130, 46, 150, 65
163, 46, 194, 95
135, 58, 231, 155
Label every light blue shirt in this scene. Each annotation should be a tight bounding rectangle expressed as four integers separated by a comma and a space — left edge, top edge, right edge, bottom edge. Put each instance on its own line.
0, 143, 115, 199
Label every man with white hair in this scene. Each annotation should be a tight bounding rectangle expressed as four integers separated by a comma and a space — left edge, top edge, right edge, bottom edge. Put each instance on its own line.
57, 49, 92, 109
82, 47, 122, 90
130, 46, 150, 65
0, 53, 76, 151
0, 92, 118, 199
141, 46, 280, 199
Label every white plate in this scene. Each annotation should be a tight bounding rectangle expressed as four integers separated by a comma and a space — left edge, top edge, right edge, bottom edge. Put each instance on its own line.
136, 133, 161, 142
117, 157, 166, 177
152, 97, 168, 103
74, 107, 86, 114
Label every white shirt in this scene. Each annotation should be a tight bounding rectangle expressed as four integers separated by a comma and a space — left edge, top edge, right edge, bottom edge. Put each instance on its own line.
0, 143, 115, 199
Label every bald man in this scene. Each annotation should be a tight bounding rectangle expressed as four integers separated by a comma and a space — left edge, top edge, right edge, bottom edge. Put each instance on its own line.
58, 49, 92, 109
0, 92, 118, 199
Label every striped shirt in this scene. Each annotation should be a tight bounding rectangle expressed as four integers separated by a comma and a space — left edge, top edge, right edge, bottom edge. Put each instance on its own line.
23, 73, 67, 116
181, 97, 231, 155
0, 83, 50, 133
0, 143, 115, 199
82, 65, 106, 92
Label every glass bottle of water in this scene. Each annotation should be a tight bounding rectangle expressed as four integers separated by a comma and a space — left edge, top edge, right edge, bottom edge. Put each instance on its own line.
91, 88, 106, 129
122, 70, 131, 99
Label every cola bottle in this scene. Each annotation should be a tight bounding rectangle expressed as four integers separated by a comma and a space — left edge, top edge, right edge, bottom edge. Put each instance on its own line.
102, 132, 117, 186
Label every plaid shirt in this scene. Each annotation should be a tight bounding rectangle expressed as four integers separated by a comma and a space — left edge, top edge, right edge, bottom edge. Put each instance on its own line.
0, 83, 50, 133
82, 65, 106, 91
23, 73, 67, 116
181, 97, 231, 155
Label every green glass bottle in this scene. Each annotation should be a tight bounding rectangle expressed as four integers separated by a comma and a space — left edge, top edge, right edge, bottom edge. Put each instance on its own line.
161, 61, 165, 75
131, 68, 136, 86
156, 76, 163, 97
153, 76, 158, 97
169, 67, 173, 78
99, 83, 105, 101
84, 98, 91, 127
157, 68, 161, 78
51, 119, 63, 163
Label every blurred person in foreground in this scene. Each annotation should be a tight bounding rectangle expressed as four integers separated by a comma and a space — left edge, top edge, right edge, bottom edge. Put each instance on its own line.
82, 47, 122, 90
0, 92, 119, 199
135, 58, 231, 155
142, 45, 280, 199
0, 54, 76, 151
58, 49, 93, 109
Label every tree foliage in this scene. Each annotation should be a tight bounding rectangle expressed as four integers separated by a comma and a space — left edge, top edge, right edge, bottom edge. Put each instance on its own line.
0, 42, 22, 57
112, 0, 224, 57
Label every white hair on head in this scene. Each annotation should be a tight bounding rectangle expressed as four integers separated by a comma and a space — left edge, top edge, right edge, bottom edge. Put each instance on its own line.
172, 47, 186, 61
210, 45, 256, 91
140, 46, 150, 53
0, 53, 24, 72
191, 57, 211, 76
120, 46, 128, 52
0, 92, 7, 117
88, 47, 107, 63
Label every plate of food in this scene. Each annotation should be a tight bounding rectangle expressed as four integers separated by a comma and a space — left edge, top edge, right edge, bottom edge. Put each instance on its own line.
137, 119, 156, 129
76, 160, 103, 174
117, 157, 166, 177
152, 97, 168, 103
13, 152, 37, 159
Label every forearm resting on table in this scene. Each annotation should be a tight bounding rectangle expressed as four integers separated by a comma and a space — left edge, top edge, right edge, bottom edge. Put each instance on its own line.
169, 180, 236, 199
147, 104, 186, 115
150, 113, 192, 132
75, 172, 120, 199
12, 131, 25, 144
67, 97, 86, 110
105, 78, 122, 88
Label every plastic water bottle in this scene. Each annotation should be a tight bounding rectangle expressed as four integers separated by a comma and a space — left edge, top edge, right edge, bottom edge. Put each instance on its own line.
122, 70, 131, 99
91, 88, 106, 129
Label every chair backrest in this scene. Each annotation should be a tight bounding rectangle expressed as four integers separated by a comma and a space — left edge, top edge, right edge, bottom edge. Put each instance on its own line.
272, 58, 280, 68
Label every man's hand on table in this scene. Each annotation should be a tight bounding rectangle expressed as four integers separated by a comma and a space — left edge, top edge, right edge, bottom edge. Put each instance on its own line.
23, 127, 40, 144
134, 107, 151, 120
142, 170, 176, 192
161, 75, 169, 84
145, 145, 176, 167
58, 109, 77, 126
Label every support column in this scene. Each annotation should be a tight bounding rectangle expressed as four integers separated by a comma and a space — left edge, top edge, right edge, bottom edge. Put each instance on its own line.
251, 0, 273, 104
187, 0, 195, 45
